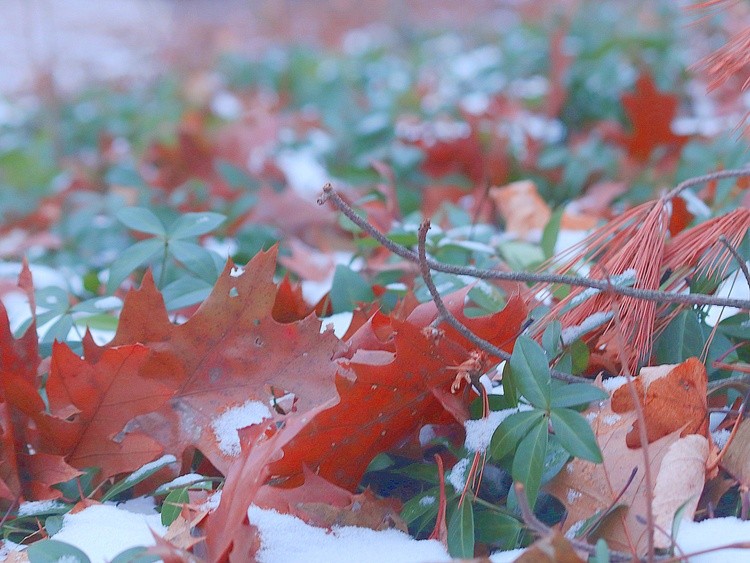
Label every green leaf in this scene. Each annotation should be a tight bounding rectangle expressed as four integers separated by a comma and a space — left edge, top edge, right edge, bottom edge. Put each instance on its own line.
167, 239, 220, 282
542, 434, 571, 483
110, 546, 160, 563
102, 454, 177, 502
44, 515, 64, 536
168, 212, 226, 239
447, 496, 474, 559
593, 539, 610, 563
36, 287, 70, 315
489, 410, 545, 461
542, 320, 562, 357
107, 238, 164, 292
473, 509, 522, 549
511, 417, 548, 508
656, 309, 704, 364
550, 383, 608, 408
40, 315, 74, 344
401, 488, 440, 526
329, 265, 374, 313
162, 276, 213, 311
509, 336, 551, 409
550, 408, 602, 463
27, 540, 91, 563
541, 206, 564, 259
161, 487, 189, 526
117, 207, 166, 237
71, 296, 123, 314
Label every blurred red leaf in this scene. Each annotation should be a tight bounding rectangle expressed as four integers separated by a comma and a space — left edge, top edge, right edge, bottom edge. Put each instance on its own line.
621, 73, 687, 161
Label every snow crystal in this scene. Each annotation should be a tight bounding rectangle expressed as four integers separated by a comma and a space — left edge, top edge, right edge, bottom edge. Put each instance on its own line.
712, 429, 731, 450
154, 473, 206, 494
447, 458, 470, 492
17, 499, 67, 517
561, 311, 613, 345
276, 148, 329, 200
464, 409, 519, 453
211, 400, 272, 457
122, 454, 176, 485
419, 425, 438, 446
419, 496, 436, 507
602, 376, 627, 392
564, 519, 586, 540
114, 496, 158, 515
602, 414, 621, 426
247, 505, 451, 563
205, 490, 223, 512
211, 91, 242, 120
52, 504, 166, 563
567, 489, 581, 504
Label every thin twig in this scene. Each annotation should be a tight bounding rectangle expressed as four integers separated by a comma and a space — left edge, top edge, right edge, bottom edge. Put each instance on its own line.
416, 221, 588, 384
665, 167, 750, 199
513, 482, 634, 562
719, 235, 750, 291
319, 184, 750, 310
611, 303, 655, 562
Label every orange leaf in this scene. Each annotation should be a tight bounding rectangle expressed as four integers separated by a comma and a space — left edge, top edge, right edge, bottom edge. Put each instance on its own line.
547, 403, 683, 556
611, 358, 708, 448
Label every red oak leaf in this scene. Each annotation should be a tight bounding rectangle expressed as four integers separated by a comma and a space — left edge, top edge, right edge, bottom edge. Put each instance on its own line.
621, 73, 687, 161
267, 294, 527, 489
0, 265, 82, 502
37, 343, 172, 479
83, 247, 345, 475
206, 292, 526, 560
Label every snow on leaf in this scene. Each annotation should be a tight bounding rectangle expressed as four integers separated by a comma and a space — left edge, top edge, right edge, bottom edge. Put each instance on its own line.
211, 400, 272, 457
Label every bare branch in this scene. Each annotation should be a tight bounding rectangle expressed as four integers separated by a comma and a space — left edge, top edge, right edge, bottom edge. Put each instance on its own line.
319, 184, 750, 311
417, 221, 588, 384
665, 167, 750, 199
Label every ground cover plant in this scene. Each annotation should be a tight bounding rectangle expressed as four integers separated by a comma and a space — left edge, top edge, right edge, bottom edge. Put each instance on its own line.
3, 0, 750, 561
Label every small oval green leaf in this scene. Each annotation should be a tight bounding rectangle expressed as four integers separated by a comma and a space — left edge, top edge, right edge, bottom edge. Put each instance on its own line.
107, 238, 164, 293
550, 383, 609, 408
27, 539, 91, 563
447, 496, 474, 559
168, 212, 226, 239
510, 336, 551, 409
161, 487, 189, 526
489, 410, 544, 461
511, 418, 548, 508
117, 207, 166, 237
550, 408, 602, 463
